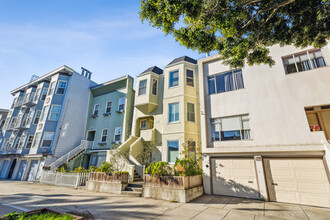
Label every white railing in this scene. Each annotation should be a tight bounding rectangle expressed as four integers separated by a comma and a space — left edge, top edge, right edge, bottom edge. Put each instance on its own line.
40, 171, 89, 188
48, 140, 92, 170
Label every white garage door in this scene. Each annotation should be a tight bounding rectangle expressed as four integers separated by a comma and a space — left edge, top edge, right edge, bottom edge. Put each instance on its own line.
0, 160, 9, 178
211, 158, 260, 199
264, 158, 330, 207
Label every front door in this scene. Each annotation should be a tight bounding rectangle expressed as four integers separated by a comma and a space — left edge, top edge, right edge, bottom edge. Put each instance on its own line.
87, 131, 95, 149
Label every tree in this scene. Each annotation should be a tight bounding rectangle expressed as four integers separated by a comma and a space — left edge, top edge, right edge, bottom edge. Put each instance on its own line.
140, 0, 329, 68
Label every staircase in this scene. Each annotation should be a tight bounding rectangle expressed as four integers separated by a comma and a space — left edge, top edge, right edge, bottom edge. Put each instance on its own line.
47, 140, 91, 170
121, 170, 143, 197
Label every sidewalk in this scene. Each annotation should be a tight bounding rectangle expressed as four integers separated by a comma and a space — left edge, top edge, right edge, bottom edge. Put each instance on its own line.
0, 181, 329, 219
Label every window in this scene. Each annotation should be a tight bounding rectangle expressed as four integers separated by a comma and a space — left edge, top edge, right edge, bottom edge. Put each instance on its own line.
105, 101, 112, 113
101, 129, 108, 143
34, 89, 41, 102
48, 82, 56, 95
305, 105, 330, 140
169, 103, 179, 123
32, 133, 41, 148
114, 127, 122, 142
49, 105, 61, 121
42, 132, 54, 147
187, 103, 195, 122
40, 87, 48, 101
186, 69, 194, 87
152, 79, 158, 95
56, 81, 67, 95
169, 70, 179, 87
18, 135, 26, 149
118, 98, 125, 112
211, 115, 251, 141
40, 106, 49, 122
93, 104, 99, 116
138, 79, 147, 95
140, 119, 147, 130
25, 136, 34, 149
8, 136, 15, 148
283, 49, 326, 74
208, 69, 244, 95
33, 111, 41, 124
168, 140, 179, 163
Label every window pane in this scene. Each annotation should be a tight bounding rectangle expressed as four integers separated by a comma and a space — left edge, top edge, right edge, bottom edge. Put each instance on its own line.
168, 141, 179, 163
208, 76, 216, 95
169, 70, 179, 87
152, 79, 157, 95
221, 130, 241, 140
187, 103, 195, 122
186, 70, 194, 87
139, 80, 147, 95
216, 74, 225, 93
169, 103, 179, 123
56, 81, 67, 94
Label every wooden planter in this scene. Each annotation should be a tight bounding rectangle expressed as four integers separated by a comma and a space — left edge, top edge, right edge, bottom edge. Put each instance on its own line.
143, 174, 203, 203
88, 172, 128, 184
0, 208, 84, 220
144, 174, 202, 189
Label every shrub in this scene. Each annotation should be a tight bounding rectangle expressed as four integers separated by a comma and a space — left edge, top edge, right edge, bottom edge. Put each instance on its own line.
114, 171, 129, 175
55, 167, 67, 173
97, 161, 114, 173
145, 162, 171, 177
70, 166, 87, 173
88, 165, 97, 172
173, 158, 202, 176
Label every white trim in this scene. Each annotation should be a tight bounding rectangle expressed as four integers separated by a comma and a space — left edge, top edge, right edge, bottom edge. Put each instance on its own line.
167, 140, 180, 163
40, 87, 48, 101
33, 110, 42, 125
93, 104, 100, 115
186, 102, 196, 123
41, 132, 54, 148
168, 102, 180, 123
138, 79, 147, 96
48, 81, 56, 96
40, 105, 50, 122
48, 104, 61, 121
100, 128, 108, 143
56, 80, 67, 95
185, 68, 195, 87
118, 97, 125, 111
114, 127, 122, 143
25, 135, 34, 149
169, 70, 180, 88
105, 100, 112, 113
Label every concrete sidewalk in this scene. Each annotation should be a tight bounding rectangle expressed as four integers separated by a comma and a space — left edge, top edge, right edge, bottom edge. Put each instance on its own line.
0, 181, 329, 219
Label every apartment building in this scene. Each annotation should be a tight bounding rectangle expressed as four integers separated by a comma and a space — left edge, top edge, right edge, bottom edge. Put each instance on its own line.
111, 56, 201, 180
0, 66, 96, 181
82, 75, 135, 168
199, 44, 330, 207
0, 109, 9, 135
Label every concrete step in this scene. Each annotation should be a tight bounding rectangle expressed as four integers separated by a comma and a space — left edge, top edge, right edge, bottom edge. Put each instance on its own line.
128, 183, 143, 188
121, 191, 142, 197
125, 187, 143, 193
134, 178, 142, 181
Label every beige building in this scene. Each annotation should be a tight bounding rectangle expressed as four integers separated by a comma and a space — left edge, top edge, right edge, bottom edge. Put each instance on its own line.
198, 44, 330, 207
108, 56, 201, 180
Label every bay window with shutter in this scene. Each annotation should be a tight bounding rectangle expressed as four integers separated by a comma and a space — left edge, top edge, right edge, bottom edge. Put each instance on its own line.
211, 114, 251, 141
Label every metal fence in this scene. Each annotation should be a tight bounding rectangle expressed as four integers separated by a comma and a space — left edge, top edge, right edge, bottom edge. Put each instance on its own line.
40, 171, 89, 189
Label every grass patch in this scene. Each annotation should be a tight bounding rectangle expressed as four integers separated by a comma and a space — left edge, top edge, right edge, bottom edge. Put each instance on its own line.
3, 211, 74, 220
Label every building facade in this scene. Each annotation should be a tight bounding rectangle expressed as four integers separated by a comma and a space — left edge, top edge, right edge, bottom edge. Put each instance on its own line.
82, 75, 135, 168
0, 109, 9, 135
0, 66, 96, 181
199, 44, 330, 207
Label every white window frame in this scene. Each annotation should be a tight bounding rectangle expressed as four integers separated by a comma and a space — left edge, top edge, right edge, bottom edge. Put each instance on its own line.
118, 98, 125, 112
167, 140, 179, 163
40, 105, 50, 122
48, 105, 61, 121
105, 101, 112, 113
169, 70, 179, 88
34, 88, 41, 102
152, 79, 158, 96
114, 127, 122, 143
40, 87, 48, 101
48, 82, 56, 95
168, 102, 180, 123
33, 110, 42, 125
186, 102, 195, 122
186, 69, 194, 87
140, 119, 148, 130
93, 104, 100, 116
41, 132, 54, 148
56, 80, 67, 95
138, 79, 147, 96
32, 132, 41, 148
25, 135, 34, 149
100, 129, 108, 143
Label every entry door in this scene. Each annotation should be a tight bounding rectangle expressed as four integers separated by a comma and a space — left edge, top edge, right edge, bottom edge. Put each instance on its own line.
26, 160, 39, 181
0, 160, 9, 178
264, 158, 330, 207
15, 160, 27, 180
211, 158, 260, 199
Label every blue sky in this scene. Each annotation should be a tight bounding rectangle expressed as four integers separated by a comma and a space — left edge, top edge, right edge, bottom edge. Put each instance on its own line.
0, 0, 205, 109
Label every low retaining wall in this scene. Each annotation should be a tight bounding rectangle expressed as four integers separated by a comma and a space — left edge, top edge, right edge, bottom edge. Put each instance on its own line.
143, 175, 203, 203
86, 172, 128, 194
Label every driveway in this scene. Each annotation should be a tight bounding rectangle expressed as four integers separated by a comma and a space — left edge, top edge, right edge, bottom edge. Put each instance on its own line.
0, 181, 329, 219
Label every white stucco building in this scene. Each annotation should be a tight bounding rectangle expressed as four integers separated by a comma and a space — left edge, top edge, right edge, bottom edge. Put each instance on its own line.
198, 44, 330, 207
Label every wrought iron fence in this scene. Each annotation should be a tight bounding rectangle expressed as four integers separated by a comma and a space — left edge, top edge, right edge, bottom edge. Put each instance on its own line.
40, 171, 89, 189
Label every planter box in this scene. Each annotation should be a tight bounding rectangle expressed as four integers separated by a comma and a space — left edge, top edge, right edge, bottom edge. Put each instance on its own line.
0, 208, 84, 220
143, 175, 203, 203
86, 172, 128, 194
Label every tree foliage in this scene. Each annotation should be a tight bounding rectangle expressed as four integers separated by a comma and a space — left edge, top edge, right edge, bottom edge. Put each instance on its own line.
140, 0, 329, 67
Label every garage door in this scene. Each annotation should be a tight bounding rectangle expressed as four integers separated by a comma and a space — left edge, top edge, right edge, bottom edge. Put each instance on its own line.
15, 160, 27, 180
264, 158, 330, 207
26, 160, 39, 181
211, 158, 260, 199
0, 160, 9, 178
